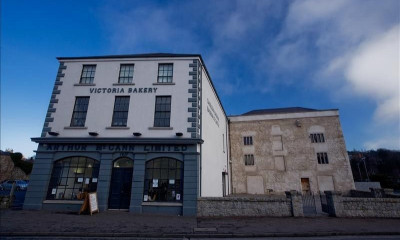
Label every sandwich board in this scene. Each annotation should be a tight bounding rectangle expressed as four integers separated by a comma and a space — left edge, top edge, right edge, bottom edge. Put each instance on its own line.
79, 192, 99, 215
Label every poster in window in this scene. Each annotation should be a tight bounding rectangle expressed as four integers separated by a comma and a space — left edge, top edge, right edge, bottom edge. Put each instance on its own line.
78, 178, 83, 183
176, 193, 181, 200
85, 178, 90, 184
143, 195, 148, 202
172, 190, 175, 197
152, 179, 158, 187
169, 179, 175, 185
92, 178, 98, 183
51, 188, 56, 194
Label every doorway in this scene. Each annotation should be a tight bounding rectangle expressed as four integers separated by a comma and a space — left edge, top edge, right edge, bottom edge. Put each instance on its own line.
301, 178, 311, 195
108, 158, 133, 210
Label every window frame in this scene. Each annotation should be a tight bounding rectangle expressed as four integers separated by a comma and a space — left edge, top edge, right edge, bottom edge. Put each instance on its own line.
143, 157, 183, 203
244, 136, 253, 145
157, 63, 174, 83
79, 65, 96, 84
111, 96, 130, 127
118, 64, 134, 84
46, 157, 100, 200
244, 154, 255, 166
70, 97, 90, 127
317, 152, 329, 164
153, 96, 172, 127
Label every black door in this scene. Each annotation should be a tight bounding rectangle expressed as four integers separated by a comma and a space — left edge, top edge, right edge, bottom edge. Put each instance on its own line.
108, 158, 133, 209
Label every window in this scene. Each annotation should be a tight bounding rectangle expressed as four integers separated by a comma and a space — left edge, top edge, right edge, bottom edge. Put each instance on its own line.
46, 157, 100, 200
118, 64, 134, 83
112, 96, 130, 127
310, 133, 325, 143
244, 136, 253, 145
244, 154, 255, 166
143, 158, 183, 202
317, 152, 329, 164
70, 97, 90, 127
154, 96, 171, 127
80, 65, 96, 84
157, 63, 173, 83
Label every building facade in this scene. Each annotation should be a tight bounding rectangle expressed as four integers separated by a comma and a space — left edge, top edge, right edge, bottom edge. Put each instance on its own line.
229, 108, 355, 195
24, 54, 229, 216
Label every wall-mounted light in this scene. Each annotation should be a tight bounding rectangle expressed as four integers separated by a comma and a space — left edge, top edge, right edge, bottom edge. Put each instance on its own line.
176, 132, 183, 137
89, 132, 99, 136
48, 131, 59, 136
133, 132, 142, 137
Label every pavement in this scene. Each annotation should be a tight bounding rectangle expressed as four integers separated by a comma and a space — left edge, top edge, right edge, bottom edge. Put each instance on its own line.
1, 209, 400, 238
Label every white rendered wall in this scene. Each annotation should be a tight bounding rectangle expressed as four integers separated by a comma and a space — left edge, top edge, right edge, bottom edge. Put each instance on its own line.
48, 58, 194, 138
200, 67, 229, 197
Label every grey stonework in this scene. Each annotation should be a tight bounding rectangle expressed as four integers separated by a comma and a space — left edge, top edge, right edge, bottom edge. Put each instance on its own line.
325, 191, 400, 218
41, 62, 66, 137
197, 191, 303, 217
187, 59, 201, 139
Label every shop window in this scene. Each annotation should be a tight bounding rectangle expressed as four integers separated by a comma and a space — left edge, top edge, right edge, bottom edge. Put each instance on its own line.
80, 65, 96, 84
143, 158, 183, 202
118, 64, 134, 83
46, 157, 99, 200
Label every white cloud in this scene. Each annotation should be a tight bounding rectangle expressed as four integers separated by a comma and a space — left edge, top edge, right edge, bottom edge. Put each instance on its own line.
346, 25, 400, 122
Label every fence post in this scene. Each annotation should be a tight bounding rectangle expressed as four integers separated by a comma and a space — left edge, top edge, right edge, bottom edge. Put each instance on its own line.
325, 191, 343, 217
290, 190, 304, 217
9, 182, 16, 207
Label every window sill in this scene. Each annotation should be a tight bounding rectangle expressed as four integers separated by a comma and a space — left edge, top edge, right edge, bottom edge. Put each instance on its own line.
152, 82, 175, 85
142, 202, 182, 207
112, 83, 135, 86
148, 127, 173, 130
64, 126, 88, 129
74, 83, 96, 86
43, 200, 84, 204
106, 126, 130, 129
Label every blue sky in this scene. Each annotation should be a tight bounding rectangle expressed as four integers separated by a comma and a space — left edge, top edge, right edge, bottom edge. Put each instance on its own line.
1, 0, 399, 157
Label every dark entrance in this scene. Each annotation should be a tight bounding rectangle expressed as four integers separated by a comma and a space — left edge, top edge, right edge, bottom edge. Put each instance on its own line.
108, 158, 133, 210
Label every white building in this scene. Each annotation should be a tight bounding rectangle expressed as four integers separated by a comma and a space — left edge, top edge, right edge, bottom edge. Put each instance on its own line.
24, 53, 229, 216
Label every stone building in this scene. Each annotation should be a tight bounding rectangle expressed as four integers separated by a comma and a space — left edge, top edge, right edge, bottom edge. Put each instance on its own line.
229, 107, 355, 195
24, 53, 229, 216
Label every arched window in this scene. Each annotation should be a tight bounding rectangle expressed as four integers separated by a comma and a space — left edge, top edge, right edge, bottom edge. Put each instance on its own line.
46, 157, 100, 200
113, 157, 133, 168
143, 158, 183, 202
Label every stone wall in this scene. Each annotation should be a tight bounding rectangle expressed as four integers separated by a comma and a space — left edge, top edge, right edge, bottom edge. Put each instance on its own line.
325, 191, 400, 218
197, 192, 304, 217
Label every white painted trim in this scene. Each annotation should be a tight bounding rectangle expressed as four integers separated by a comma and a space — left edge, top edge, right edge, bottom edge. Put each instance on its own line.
229, 110, 339, 122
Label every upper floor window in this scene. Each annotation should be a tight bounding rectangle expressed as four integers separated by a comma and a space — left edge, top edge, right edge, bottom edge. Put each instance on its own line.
80, 65, 96, 84
70, 97, 90, 127
310, 133, 325, 143
157, 63, 173, 83
244, 136, 253, 145
118, 64, 134, 83
317, 152, 329, 164
154, 96, 171, 127
112, 96, 130, 127
244, 154, 255, 166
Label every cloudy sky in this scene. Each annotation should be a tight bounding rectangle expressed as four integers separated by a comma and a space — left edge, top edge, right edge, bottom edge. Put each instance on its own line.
1, 0, 399, 157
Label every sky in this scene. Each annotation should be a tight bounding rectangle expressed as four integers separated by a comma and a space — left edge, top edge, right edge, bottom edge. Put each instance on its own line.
1, 0, 399, 158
